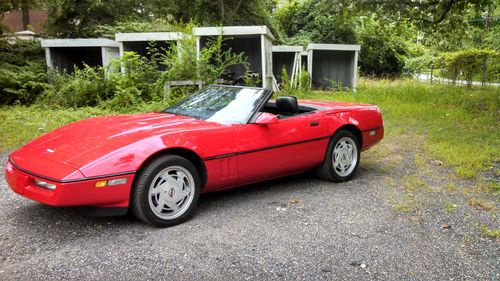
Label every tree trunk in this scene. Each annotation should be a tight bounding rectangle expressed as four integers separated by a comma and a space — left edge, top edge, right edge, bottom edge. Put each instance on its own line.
21, 0, 30, 30
220, 0, 224, 22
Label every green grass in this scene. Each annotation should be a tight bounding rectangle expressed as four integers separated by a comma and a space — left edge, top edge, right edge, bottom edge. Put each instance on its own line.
0, 106, 114, 151
294, 79, 500, 180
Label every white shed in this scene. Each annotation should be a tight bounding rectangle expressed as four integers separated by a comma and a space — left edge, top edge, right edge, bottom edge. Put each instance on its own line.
115, 32, 190, 70
307, 43, 360, 89
41, 38, 120, 73
272, 45, 303, 86
193, 26, 274, 89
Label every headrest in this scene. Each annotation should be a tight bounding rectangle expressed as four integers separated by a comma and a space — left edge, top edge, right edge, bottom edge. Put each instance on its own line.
276, 96, 299, 115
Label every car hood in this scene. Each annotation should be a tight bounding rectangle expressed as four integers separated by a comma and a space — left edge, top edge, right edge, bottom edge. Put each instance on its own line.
11, 113, 218, 179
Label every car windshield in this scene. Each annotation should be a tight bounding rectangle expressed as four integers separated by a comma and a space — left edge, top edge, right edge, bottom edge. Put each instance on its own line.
164, 86, 268, 125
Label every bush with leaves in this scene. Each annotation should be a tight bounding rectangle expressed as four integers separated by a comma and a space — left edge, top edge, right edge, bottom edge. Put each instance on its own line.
0, 62, 49, 105
277, 65, 311, 96
279, 66, 293, 95
298, 66, 312, 94
275, 0, 357, 45
405, 53, 439, 74
40, 51, 162, 109
196, 34, 249, 83
40, 66, 114, 107
0, 39, 48, 105
404, 52, 442, 81
155, 31, 249, 103
356, 17, 411, 77
106, 52, 162, 107
439, 49, 499, 85
1, 26, 254, 110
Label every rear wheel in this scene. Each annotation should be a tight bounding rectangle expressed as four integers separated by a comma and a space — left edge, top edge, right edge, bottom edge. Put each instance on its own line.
316, 130, 360, 182
131, 155, 201, 227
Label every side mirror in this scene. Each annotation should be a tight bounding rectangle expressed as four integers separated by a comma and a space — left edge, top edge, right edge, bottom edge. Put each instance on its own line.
255, 112, 279, 126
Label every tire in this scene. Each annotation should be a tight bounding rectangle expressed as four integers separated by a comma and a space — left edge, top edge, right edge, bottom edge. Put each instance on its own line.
316, 130, 361, 182
131, 155, 201, 227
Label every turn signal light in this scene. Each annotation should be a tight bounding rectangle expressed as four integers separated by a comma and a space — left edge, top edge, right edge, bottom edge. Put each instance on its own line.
95, 178, 127, 188
95, 181, 107, 188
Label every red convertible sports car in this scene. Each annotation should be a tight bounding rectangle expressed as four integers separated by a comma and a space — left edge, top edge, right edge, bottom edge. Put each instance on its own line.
5, 85, 383, 227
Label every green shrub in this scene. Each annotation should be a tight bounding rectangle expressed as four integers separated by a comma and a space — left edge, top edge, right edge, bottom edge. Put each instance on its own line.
0, 28, 253, 110
277, 65, 311, 96
243, 72, 261, 87
404, 53, 439, 74
106, 52, 162, 108
196, 33, 249, 83
40, 51, 163, 110
439, 49, 499, 85
156, 30, 249, 103
298, 65, 311, 94
280, 66, 292, 95
36, 28, 249, 110
40, 66, 114, 107
0, 39, 48, 105
356, 17, 411, 77
0, 62, 49, 105
407, 49, 500, 84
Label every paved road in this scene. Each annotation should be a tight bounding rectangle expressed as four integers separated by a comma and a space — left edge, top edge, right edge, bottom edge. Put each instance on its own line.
0, 150, 498, 280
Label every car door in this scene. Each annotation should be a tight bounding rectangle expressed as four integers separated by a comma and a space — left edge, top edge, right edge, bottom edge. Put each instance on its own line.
236, 111, 329, 184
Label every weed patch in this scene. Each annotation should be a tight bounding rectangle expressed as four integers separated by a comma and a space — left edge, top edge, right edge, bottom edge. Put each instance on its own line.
480, 226, 500, 239
467, 198, 497, 212
444, 202, 458, 213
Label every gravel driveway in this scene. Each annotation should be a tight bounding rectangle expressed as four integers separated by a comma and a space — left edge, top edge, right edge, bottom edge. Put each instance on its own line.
0, 141, 498, 280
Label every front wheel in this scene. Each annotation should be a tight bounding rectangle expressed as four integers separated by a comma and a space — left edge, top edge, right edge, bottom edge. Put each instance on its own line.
316, 130, 360, 182
131, 155, 201, 227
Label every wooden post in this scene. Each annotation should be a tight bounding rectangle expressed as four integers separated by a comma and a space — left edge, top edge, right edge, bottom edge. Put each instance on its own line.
164, 80, 205, 101
290, 52, 298, 88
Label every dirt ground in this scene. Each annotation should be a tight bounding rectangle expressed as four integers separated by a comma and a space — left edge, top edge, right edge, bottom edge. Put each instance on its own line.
0, 134, 498, 280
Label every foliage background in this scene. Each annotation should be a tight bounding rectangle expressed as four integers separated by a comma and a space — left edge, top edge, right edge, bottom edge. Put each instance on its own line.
1, 0, 499, 78
0, 0, 498, 104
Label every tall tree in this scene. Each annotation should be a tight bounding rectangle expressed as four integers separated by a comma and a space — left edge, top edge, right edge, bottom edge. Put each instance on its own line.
350, 0, 495, 27
44, 0, 277, 38
21, 0, 29, 30
45, 0, 144, 37
275, 0, 357, 44
149, 0, 275, 27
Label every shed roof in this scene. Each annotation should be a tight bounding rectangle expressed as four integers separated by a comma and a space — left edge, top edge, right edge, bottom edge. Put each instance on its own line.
41, 38, 119, 48
193, 26, 275, 40
307, 43, 360, 52
272, 45, 304, 52
115, 32, 189, 42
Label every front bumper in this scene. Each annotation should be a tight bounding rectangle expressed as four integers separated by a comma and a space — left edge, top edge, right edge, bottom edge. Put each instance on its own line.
5, 160, 134, 208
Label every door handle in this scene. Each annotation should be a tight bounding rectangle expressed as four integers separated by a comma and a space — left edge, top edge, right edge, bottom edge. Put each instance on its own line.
310, 121, 320, 127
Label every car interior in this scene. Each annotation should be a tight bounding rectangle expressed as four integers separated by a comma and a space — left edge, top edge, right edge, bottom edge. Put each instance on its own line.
262, 96, 318, 119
